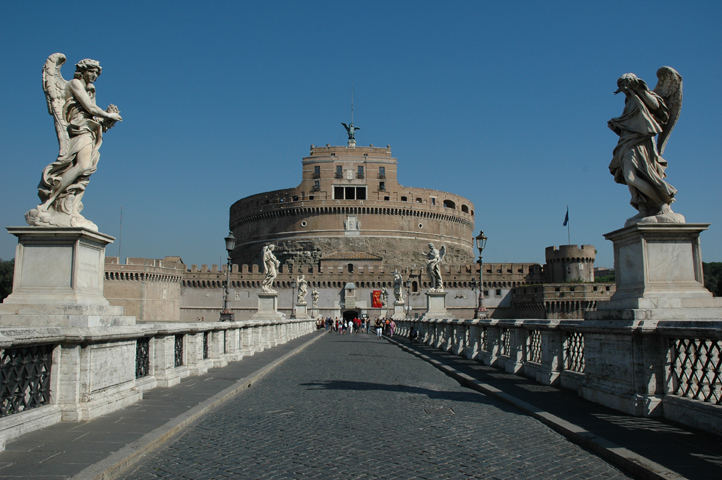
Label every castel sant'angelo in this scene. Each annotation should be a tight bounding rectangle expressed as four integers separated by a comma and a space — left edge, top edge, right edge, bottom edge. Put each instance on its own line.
104, 127, 613, 323
229, 135, 475, 271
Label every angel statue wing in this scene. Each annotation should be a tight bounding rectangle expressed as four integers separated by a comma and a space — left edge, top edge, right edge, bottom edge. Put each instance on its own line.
439, 245, 446, 262
653, 66, 683, 155
42, 53, 70, 158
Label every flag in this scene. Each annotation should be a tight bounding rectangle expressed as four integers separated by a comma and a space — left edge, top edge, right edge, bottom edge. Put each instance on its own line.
371, 290, 383, 308
562, 208, 569, 226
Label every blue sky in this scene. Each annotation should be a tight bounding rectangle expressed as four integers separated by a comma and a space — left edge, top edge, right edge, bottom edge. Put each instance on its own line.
1, 1, 720, 268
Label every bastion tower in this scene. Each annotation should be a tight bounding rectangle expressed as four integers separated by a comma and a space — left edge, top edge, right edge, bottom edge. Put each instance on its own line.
229, 138, 475, 271
544, 245, 597, 283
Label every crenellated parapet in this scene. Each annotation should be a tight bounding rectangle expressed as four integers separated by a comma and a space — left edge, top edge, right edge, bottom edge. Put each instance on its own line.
511, 282, 615, 319
105, 256, 185, 283
176, 261, 542, 289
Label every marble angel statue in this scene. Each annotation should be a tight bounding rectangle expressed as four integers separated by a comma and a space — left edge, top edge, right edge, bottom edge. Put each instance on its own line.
26, 53, 123, 231
393, 270, 404, 303
608, 66, 685, 227
425, 243, 446, 292
296, 275, 308, 304
261, 244, 280, 293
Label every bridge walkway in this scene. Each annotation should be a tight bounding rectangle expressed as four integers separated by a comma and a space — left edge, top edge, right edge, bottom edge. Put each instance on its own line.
0, 330, 718, 479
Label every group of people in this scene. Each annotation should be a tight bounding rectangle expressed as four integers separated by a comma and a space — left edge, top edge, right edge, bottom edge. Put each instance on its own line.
313, 316, 397, 338
373, 317, 396, 338
320, 316, 366, 334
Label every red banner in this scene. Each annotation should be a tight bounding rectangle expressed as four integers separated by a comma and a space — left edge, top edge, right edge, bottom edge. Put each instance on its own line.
371, 290, 383, 308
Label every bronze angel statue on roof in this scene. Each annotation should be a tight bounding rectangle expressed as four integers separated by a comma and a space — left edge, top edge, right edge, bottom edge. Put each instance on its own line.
25, 53, 122, 231
608, 66, 685, 227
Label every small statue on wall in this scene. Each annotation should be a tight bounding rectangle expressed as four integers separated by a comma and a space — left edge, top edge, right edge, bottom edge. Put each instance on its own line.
26, 53, 123, 230
393, 270, 404, 303
312, 288, 319, 308
425, 243, 446, 292
261, 244, 280, 293
296, 275, 308, 305
608, 66, 685, 227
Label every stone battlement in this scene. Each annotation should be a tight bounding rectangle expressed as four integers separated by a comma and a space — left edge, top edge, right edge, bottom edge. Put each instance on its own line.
545, 245, 596, 263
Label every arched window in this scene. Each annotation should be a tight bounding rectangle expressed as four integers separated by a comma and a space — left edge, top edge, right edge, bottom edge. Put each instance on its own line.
443, 199, 456, 209
461, 204, 469, 213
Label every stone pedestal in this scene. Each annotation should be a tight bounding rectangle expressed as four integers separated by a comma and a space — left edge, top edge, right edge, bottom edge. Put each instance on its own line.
598, 223, 716, 312
582, 222, 722, 418
0, 227, 135, 327
392, 301, 406, 320
251, 292, 284, 321
294, 303, 310, 319
422, 291, 449, 319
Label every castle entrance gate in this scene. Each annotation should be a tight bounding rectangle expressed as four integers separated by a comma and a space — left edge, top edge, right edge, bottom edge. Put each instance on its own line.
342, 309, 359, 322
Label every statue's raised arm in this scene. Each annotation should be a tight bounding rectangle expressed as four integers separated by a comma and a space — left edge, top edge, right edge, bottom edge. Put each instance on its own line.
607, 66, 684, 227
26, 53, 122, 231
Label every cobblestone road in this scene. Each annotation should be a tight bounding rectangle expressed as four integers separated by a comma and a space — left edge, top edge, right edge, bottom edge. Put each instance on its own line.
121, 333, 629, 479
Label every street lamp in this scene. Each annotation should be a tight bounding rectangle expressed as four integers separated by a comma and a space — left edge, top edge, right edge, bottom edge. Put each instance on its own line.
405, 277, 411, 318
474, 230, 488, 319
220, 231, 236, 321
290, 277, 297, 319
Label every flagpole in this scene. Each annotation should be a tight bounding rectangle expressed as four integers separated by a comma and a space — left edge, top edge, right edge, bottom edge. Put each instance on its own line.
567, 206, 571, 244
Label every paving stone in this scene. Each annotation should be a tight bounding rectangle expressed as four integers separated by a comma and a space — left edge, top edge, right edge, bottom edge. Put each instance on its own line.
120, 333, 629, 479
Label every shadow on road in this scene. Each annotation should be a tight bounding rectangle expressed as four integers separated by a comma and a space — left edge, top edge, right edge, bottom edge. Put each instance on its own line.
300, 379, 496, 405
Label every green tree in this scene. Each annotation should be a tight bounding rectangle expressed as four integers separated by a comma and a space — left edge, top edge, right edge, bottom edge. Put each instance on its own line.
703, 262, 722, 297
0, 258, 14, 301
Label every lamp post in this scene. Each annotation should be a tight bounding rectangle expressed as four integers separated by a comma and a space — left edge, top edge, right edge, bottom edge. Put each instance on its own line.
474, 230, 488, 319
405, 277, 411, 318
291, 278, 297, 319
220, 231, 236, 321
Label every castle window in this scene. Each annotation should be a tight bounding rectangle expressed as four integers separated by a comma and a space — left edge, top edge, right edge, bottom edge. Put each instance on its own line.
416, 198, 422, 203
461, 204, 469, 213
443, 199, 456, 209
384, 196, 390, 201
334, 186, 366, 200
313, 180, 320, 191
347, 263, 354, 273
430, 197, 436, 205
378, 166, 386, 178
293, 195, 299, 201
313, 165, 320, 178
412, 281, 418, 292
495, 289, 502, 296
379, 182, 385, 191
357, 166, 364, 179
335, 165, 343, 178
400, 196, 407, 202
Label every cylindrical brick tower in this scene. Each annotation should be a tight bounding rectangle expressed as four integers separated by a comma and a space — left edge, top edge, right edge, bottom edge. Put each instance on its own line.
544, 245, 597, 283
229, 144, 475, 271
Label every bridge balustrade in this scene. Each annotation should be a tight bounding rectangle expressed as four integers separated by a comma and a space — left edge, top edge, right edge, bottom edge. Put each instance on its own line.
0, 318, 316, 450
396, 317, 722, 436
